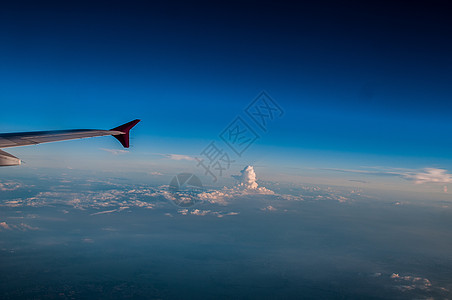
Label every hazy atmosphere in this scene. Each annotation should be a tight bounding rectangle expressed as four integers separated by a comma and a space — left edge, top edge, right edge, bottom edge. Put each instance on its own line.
1, 1, 452, 299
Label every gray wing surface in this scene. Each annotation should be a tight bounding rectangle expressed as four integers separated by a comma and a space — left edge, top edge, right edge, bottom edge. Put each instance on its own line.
0, 129, 123, 148
0, 119, 140, 166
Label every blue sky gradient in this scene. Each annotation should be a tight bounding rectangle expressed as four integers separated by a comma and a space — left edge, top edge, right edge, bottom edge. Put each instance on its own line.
1, 0, 452, 187
2, 3, 452, 299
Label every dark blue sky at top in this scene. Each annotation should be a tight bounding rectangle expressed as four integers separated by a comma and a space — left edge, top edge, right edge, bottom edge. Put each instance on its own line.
1, 0, 452, 168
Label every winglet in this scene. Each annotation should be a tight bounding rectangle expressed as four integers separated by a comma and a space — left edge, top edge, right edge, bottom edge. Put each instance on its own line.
111, 119, 141, 148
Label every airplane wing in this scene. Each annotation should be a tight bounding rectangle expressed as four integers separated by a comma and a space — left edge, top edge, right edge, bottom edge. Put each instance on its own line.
0, 119, 140, 166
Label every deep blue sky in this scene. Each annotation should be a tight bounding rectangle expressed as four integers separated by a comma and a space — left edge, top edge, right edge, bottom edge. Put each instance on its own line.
1, 0, 452, 182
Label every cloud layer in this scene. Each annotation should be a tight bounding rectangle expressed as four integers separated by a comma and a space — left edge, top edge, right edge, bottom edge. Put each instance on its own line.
198, 166, 277, 205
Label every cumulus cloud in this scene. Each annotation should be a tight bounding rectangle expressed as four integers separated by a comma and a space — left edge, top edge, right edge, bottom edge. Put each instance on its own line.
0, 221, 11, 230
200, 172, 360, 206
390, 273, 433, 291
198, 190, 233, 205
190, 209, 210, 216
198, 166, 274, 205
232, 166, 274, 194
261, 205, 277, 211
149, 171, 163, 176
232, 165, 259, 189
196, 166, 309, 205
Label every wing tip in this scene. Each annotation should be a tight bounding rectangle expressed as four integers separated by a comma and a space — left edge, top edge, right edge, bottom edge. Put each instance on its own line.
111, 119, 141, 148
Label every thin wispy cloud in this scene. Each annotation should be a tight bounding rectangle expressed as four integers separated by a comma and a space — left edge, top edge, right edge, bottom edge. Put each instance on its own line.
100, 148, 129, 155
164, 154, 195, 161
0, 221, 38, 231
177, 209, 240, 218
151, 153, 195, 161
90, 206, 129, 216
404, 168, 452, 184
323, 166, 452, 185
90, 209, 119, 216
320, 167, 402, 177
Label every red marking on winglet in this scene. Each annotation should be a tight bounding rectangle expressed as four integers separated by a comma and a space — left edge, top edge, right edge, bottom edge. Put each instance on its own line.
111, 119, 141, 148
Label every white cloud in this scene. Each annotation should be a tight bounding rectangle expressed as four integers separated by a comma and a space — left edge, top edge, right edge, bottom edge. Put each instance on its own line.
5, 187, 158, 211
0, 181, 22, 191
198, 190, 233, 205
178, 209, 188, 215
197, 185, 277, 205
18, 223, 39, 231
404, 168, 452, 184
325, 166, 452, 186
177, 209, 239, 218
165, 154, 195, 161
0, 221, 38, 231
190, 209, 210, 216
197, 166, 308, 205
222, 212, 239, 216
90, 209, 119, 216
100, 148, 129, 155
214, 211, 239, 218
90, 206, 131, 216
390, 273, 433, 291
3, 200, 21, 207
232, 165, 259, 189
149, 171, 163, 176
0, 221, 11, 230
279, 194, 304, 201
150, 152, 196, 161
232, 166, 274, 194
261, 205, 277, 211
